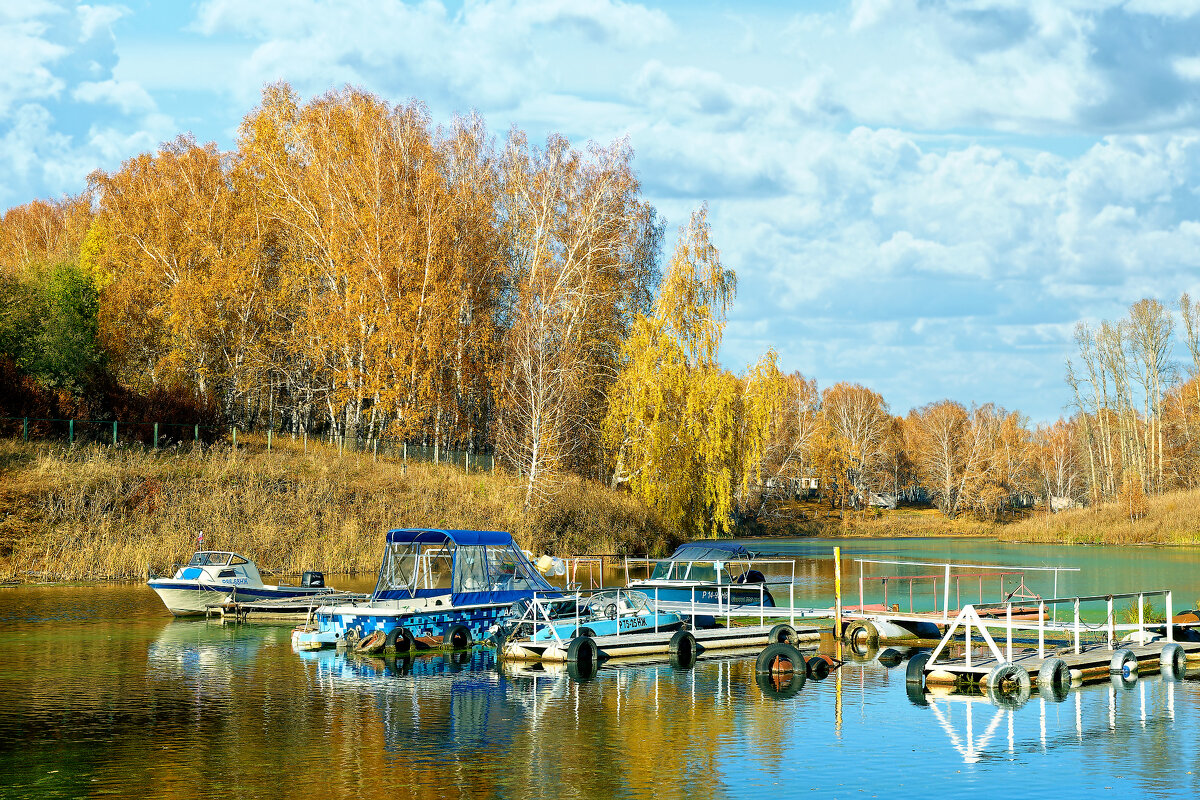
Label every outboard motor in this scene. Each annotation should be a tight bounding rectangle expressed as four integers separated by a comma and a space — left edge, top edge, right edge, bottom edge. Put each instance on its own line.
301, 571, 325, 588
737, 569, 767, 584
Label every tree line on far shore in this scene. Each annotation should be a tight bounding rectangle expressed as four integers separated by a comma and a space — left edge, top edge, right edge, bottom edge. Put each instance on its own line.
3, 83, 1199, 536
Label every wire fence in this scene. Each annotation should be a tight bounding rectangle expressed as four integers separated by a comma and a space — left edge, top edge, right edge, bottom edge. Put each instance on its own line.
0, 416, 497, 473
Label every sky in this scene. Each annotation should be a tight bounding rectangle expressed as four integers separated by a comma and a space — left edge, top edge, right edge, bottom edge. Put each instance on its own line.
5, 0, 1200, 423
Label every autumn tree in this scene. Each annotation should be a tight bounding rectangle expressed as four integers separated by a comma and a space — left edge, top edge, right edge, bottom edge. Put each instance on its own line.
605, 207, 778, 538
497, 132, 660, 508
819, 382, 890, 513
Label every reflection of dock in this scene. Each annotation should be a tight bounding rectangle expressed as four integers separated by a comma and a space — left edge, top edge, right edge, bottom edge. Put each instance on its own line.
926, 676, 1184, 764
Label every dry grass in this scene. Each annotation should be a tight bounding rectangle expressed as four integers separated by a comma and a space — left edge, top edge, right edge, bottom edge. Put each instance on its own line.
0, 437, 674, 582
1000, 487, 1200, 546
757, 499, 999, 539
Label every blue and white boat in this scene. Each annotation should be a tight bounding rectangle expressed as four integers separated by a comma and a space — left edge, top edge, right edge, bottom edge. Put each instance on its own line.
625, 541, 781, 613
292, 528, 556, 651
148, 551, 333, 616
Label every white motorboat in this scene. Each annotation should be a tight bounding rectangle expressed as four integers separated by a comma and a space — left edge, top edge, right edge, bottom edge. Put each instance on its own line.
148, 551, 333, 616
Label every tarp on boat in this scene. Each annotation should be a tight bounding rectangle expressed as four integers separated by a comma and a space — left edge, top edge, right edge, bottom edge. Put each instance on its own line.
373, 529, 555, 604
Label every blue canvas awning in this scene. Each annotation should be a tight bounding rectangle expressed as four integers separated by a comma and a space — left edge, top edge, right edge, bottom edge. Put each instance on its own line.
385, 529, 518, 546
668, 541, 756, 559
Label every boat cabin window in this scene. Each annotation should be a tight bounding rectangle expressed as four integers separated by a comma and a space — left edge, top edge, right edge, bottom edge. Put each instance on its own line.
230, 555, 248, 565
454, 544, 546, 593
218, 569, 236, 578
375, 542, 453, 595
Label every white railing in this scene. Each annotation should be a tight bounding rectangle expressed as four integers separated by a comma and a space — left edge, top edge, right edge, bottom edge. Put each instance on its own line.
851, 558, 1080, 621
926, 590, 1175, 670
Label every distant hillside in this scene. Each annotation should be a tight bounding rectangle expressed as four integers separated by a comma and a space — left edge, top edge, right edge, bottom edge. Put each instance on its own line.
0, 439, 674, 582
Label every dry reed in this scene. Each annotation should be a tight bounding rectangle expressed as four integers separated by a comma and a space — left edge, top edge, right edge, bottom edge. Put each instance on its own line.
0, 438, 674, 582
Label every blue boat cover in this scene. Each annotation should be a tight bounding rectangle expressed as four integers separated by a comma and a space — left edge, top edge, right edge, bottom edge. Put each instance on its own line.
373, 528, 556, 603
669, 540, 755, 559
386, 528, 516, 546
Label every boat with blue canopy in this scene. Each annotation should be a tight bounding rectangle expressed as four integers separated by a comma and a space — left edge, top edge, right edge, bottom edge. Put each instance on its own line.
292, 528, 556, 652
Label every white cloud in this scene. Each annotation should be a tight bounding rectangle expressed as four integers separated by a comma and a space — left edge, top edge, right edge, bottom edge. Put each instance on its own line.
0, 1, 170, 206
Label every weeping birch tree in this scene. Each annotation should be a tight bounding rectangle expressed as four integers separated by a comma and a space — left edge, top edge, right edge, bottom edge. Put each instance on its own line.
604, 208, 784, 537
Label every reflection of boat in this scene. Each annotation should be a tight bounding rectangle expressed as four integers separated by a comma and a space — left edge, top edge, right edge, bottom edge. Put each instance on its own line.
293, 529, 556, 651
146, 620, 274, 698
625, 541, 779, 618
148, 551, 334, 615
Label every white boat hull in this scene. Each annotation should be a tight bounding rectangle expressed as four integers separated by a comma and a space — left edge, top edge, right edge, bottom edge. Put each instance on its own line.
151, 585, 233, 616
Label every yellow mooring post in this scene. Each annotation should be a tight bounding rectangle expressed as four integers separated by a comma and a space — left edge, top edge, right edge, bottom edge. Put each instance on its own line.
834, 546, 843, 661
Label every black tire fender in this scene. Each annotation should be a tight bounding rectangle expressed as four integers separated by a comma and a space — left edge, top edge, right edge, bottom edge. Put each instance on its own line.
755, 642, 804, 675
1037, 657, 1070, 690
905, 650, 931, 685
444, 624, 472, 650
1110, 648, 1138, 678
768, 623, 797, 644
1161, 643, 1187, 678
385, 626, 415, 654
566, 635, 600, 673
806, 655, 831, 680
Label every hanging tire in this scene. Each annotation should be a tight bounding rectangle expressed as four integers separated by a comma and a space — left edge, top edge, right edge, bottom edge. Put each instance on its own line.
845, 621, 879, 648
768, 623, 797, 644
1161, 643, 1187, 679
755, 642, 804, 675
806, 656, 830, 680
1109, 648, 1138, 679
355, 629, 386, 654
576, 627, 597, 638
1037, 657, 1070, 691
905, 650, 931, 685
756, 669, 805, 700
444, 624, 472, 650
566, 635, 600, 675
385, 626, 415, 655
669, 630, 697, 669
986, 663, 1032, 709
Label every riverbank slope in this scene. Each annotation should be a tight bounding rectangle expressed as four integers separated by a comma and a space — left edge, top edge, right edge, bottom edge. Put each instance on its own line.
0, 440, 674, 582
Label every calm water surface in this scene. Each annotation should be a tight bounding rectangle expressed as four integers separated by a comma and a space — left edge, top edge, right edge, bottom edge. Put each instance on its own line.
3, 539, 1200, 799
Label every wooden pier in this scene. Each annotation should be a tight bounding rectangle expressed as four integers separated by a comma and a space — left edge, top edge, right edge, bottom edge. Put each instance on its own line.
208, 591, 369, 622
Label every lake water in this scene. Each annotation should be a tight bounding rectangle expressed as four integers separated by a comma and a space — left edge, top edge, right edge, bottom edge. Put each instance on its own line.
2, 538, 1198, 799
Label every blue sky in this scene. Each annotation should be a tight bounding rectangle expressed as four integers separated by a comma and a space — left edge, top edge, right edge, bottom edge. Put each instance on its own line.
5, 0, 1200, 423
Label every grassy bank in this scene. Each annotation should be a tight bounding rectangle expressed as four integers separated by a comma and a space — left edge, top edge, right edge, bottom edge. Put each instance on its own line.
759, 492, 1200, 546
0, 439, 674, 582
756, 500, 1000, 539
1000, 488, 1200, 546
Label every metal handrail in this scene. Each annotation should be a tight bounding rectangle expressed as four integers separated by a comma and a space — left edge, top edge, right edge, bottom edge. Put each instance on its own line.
925, 589, 1175, 670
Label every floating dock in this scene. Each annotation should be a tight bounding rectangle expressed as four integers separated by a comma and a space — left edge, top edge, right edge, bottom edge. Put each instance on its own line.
503, 622, 820, 665
208, 591, 370, 622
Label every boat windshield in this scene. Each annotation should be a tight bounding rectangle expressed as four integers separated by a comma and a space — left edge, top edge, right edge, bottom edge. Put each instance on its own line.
375, 543, 453, 595
187, 552, 233, 567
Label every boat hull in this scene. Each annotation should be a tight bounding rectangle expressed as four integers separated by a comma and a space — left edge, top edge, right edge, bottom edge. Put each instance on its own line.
149, 584, 233, 616
148, 580, 334, 616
